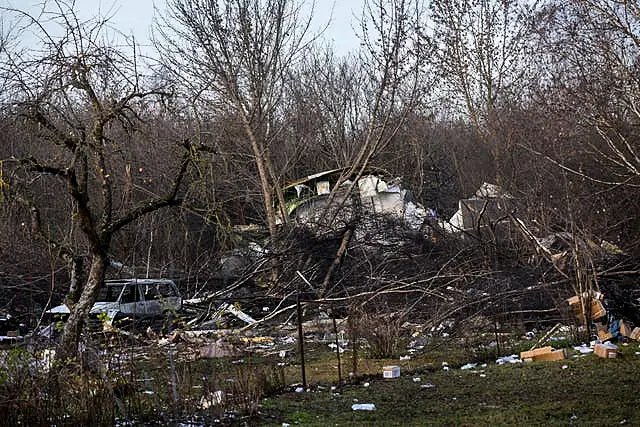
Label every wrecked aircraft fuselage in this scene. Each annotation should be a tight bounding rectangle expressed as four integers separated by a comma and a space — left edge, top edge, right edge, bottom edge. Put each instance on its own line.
280, 168, 431, 234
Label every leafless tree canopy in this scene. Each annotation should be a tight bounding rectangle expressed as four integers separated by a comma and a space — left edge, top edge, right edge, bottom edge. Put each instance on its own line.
0, 0, 640, 361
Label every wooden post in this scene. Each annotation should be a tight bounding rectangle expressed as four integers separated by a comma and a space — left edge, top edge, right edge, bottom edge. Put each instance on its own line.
331, 306, 342, 392
297, 283, 307, 389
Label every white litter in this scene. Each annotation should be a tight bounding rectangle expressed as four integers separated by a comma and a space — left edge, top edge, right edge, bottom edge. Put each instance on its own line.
413, 377, 421, 382
199, 390, 225, 409
400, 355, 411, 361
604, 341, 619, 350
352, 404, 376, 411
460, 363, 477, 370
328, 343, 345, 353
295, 387, 304, 393
496, 354, 522, 365
573, 345, 594, 354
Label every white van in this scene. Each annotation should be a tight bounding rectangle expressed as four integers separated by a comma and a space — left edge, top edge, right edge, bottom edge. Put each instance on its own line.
46, 279, 182, 323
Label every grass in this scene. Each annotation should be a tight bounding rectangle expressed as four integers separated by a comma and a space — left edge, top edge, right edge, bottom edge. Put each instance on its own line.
3, 328, 639, 425
260, 343, 640, 426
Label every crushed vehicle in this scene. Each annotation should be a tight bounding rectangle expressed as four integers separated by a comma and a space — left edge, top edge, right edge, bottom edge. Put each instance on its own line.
46, 278, 182, 323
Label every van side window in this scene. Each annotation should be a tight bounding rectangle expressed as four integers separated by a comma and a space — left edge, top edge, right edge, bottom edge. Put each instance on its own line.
98, 285, 124, 302
120, 285, 139, 303
145, 283, 175, 300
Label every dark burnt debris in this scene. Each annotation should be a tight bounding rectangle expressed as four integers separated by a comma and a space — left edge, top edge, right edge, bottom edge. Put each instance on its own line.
3, 175, 640, 362
167, 175, 640, 350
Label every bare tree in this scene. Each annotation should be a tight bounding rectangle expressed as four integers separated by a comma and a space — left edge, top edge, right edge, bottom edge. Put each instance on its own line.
0, 1, 196, 361
431, 0, 536, 186
541, 0, 640, 186
157, 0, 321, 241
279, 0, 434, 296
507, 0, 640, 251
285, 49, 368, 169
313, 0, 432, 228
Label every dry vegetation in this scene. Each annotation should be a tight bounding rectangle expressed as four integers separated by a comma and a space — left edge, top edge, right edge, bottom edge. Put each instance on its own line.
1, 0, 640, 424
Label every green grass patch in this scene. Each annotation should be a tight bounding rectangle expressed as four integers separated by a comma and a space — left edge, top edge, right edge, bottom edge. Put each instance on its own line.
261, 344, 640, 426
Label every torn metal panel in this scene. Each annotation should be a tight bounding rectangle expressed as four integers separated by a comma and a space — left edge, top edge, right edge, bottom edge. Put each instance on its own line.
475, 182, 511, 199
291, 183, 357, 228
219, 302, 257, 324
442, 182, 516, 233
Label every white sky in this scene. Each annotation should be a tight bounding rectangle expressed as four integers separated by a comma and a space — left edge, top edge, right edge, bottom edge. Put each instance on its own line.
0, 0, 365, 56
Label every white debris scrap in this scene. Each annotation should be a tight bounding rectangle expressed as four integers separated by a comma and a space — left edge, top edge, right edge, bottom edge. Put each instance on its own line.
200, 390, 225, 409
352, 404, 376, 411
220, 302, 256, 324
496, 354, 522, 365
573, 345, 594, 354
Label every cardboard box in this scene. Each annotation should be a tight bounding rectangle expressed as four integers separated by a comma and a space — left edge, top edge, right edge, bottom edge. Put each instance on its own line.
567, 295, 606, 322
597, 329, 613, 342
595, 322, 613, 342
533, 349, 566, 362
567, 291, 603, 306
630, 327, 640, 341
619, 320, 634, 338
594, 343, 618, 359
520, 346, 565, 362
382, 365, 400, 378
520, 346, 553, 360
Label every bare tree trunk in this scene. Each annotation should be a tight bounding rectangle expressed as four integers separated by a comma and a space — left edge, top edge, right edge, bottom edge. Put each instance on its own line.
320, 227, 353, 297
239, 112, 278, 239
58, 251, 108, 361
65, 255, 85, 305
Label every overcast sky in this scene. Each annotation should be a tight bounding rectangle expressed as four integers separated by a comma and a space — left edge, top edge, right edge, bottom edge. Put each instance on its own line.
0, 0, 364, 56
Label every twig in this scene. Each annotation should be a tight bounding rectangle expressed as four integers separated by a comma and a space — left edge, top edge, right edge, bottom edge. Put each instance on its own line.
529, 322, 562, 351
